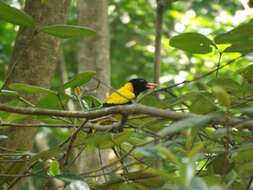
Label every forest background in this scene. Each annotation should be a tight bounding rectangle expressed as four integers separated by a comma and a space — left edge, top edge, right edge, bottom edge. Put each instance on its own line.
0, 0, 253, 190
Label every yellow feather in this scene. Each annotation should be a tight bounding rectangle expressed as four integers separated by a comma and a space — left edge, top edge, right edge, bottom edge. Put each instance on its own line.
105, 82, 135, 104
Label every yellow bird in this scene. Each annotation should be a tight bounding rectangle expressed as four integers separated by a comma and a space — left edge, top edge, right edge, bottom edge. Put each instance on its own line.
103, 78, 157, 107
89, 78, 157, 131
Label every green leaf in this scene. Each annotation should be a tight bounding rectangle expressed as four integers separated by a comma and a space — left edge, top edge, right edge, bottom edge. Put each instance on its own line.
224, 39, 253, 53
232, 143, 253, 163
0, 101, 28, 122
0, 90, 18, 97
158, 147, 179, 164
141, 168, 175, 184
237, 161, 253, 177
9, 83, 57, 95
82, 95, 102, 108
0, 0, 34, 27
158, 114, 218, 136
48, 160, 60, 176
214, 20, 253, 53
113, 131, 134, 145
238, 64, 253, 80
31, 147, 62, 163
170, 32, 215, 54
208, 153, 234, 175
238, 82, 253, 95
36, 93, 69, 109
168, 91, 210, 107
40, 24, 96, 38
207, 78, 240, 92
187, 142, 204, 158
229, 182, 245, 190
84, 132, 113, 150
56, 174, 84, 183
62, 71, 95, 90
138, 93, 169, 108
119, 182, 146, 190
190, 95, 216, 114
211, 86, 231, 107
215, 20, 253, 44
127, 133, 148, 145
202, 175, 222, 187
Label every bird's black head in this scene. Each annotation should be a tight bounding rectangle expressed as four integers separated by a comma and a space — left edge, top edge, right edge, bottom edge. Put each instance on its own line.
129, 78, 157, 96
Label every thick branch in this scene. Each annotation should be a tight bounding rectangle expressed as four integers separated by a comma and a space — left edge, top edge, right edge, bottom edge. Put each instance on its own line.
0, 103, 191, 120
0, 103, 251, 129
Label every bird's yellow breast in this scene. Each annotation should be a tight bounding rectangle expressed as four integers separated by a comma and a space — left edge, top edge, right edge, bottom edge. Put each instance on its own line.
105, 82, 136, 105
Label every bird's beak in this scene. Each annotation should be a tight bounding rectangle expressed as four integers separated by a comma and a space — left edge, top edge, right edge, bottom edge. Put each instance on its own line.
146, 82, 158, 90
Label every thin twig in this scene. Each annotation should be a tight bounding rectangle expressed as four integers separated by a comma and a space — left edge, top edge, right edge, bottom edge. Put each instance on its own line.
62, 119, 88, 165
0, 173, 31, 177
0, 122, 75, 129
246, 176, 253, 190
7, 161, 38, 190
215, 52, 223, 77
196, 157, 210, 175
112, 146, 129, 177
81, 79, 101, 96
156, 55, 243, 93
66, 145, 86, 168
96, 172, 158, 187
83, 160, 150, 178
129, 124, 161, 138
80, 146, 135, 176
98, 148, 108, 182
80, 138, 158, 176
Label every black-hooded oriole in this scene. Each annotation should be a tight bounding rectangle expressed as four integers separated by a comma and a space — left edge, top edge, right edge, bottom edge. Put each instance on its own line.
89, 78, 157, 131
103, 78, 157, 107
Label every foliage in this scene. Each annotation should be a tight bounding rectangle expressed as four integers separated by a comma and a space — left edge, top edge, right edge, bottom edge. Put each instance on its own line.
40, 24, 96, 39
0, 0, 34, 27
0, 0, 253, 190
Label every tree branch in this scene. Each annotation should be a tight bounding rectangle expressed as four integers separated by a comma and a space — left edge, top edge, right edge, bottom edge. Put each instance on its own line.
0, 103, 251, 130
156, 55, 243, 93
63, 119, 88, 165
0, 103, 191, 120
0, 122, 117, 131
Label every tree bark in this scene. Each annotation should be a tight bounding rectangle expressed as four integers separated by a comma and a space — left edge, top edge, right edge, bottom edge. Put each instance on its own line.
154, 0, 164, 86
77, 0, 111, 175
0, 0, 70, 187
78, 0, 110, 101
4, 0, 70, 148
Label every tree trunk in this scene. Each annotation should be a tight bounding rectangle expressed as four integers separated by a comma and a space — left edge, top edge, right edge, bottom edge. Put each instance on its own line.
78, 0, 110, 101
77, 0, 111, 175
0, 0, 70, 188
4, 0, 70, 149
